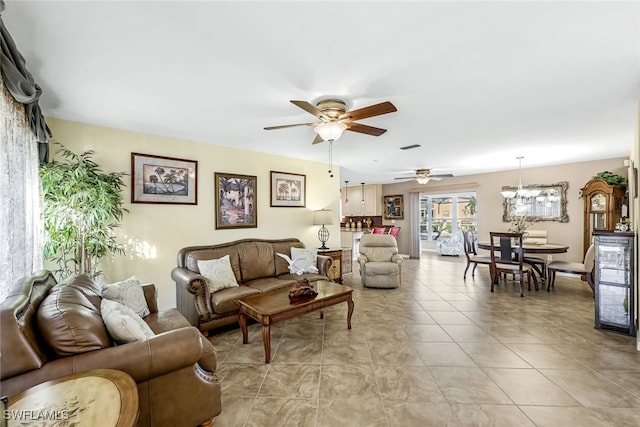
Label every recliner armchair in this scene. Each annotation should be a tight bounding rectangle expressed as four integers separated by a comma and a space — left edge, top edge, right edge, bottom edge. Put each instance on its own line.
358, 234, 403, 288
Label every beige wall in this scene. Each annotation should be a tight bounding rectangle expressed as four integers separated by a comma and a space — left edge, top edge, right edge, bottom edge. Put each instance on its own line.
47, 119, 341, 310
382, 157, 629, 263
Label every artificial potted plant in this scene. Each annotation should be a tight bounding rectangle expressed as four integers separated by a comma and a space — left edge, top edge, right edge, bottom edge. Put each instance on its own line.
40, 142, 128, 279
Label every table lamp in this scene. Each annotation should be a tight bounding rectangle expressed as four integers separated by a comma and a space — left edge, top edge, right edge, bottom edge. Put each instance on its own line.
313, 209, 333, 249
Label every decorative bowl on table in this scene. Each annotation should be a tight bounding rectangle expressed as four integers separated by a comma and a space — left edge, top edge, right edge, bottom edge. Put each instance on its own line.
289, 278, 318, 302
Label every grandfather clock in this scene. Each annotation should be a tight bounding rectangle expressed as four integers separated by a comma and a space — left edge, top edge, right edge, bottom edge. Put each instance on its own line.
581, 178, 626, 256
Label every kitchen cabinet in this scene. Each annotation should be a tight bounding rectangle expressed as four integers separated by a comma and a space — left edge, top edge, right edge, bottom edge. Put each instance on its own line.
341, 184, 381, 216
593, 231, 635, 336
341, 230, 364, 260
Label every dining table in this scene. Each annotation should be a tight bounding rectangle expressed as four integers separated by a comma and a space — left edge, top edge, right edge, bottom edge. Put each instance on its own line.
476, 241, 569, 285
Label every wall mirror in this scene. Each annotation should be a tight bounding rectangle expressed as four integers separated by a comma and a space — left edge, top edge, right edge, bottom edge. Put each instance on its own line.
502, 181, 569, 222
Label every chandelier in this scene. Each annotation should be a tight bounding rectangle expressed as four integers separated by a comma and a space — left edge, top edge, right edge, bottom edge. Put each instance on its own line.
501, 156, 540, 215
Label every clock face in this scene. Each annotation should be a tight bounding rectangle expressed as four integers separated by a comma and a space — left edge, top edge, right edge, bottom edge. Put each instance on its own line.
591, 193, 606, 211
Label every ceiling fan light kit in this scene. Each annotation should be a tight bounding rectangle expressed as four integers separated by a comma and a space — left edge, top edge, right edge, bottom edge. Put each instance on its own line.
315, 121, 347, 142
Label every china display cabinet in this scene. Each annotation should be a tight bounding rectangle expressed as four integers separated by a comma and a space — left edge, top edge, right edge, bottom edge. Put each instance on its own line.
593, 231, 635, 336
581, 178, 626, 256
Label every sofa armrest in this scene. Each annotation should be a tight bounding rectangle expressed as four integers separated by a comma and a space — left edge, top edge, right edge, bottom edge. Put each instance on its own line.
357, 255, 368, 265
72, 326, 209, 382
391, 254, 404, 264
171, 267, 214, 328
2, 326, 212, 396
141, 284, 158, 314
316, 254, 333, 277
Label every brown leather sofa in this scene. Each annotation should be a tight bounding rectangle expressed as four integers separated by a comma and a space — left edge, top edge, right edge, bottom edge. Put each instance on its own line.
0, 271, 221, 427
171, 238, 332, 334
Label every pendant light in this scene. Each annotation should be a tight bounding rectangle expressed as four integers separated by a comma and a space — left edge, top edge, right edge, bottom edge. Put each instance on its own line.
344, 180, 349, 206
361, 182, 366, 207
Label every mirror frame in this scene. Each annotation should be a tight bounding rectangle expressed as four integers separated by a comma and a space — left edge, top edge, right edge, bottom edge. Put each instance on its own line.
502, 181, 569, 223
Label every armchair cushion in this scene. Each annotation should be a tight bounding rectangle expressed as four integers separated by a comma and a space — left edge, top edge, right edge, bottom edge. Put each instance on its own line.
37, 275, 111, 357
101, 299, 155, 344
102, 276, 150, 318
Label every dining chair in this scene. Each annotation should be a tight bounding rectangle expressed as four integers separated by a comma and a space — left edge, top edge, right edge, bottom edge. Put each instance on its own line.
546, 244, 595, 295
372, 227, 386, 234
388, 227, 401, 237
489, 231, 538, 297
462, 230, 492, 279
522, 229, 548, 283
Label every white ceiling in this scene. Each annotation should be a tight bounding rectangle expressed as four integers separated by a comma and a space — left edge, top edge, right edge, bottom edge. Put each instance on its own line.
4, 1, 639, 184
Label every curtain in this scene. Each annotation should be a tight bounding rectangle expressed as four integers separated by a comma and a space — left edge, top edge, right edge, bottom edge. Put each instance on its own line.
0, 1, 51, 161
408, 191, 421, 259
0, 78, 43, 302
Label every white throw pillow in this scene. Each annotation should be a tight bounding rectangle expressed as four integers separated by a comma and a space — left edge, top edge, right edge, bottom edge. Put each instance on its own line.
102, 276, 150, 318
289, 247, 319, 275
101, 299, 155, 344
197, 255, 239, 293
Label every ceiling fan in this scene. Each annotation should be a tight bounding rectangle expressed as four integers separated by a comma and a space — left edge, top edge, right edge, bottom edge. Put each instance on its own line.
264, 98, 397, 144
394, 169, 454, 184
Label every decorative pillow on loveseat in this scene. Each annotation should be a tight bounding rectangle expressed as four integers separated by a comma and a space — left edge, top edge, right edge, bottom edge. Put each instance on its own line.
101, 299, 155, 344
197, 255, 240, 293
102, 276, 150, 318
289, 247, 319, 274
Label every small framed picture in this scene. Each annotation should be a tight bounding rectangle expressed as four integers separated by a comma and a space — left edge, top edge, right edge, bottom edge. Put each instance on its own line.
131, 153, 197, 204
215, 172, 257, 229
270, 171, 306, 207
384, 194, 404, 219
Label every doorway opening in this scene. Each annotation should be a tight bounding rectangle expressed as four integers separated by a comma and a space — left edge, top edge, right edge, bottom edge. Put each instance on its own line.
420, 192, 477, 253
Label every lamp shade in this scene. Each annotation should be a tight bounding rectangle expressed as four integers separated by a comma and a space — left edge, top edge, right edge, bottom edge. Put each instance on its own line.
314, 122, 347, 142
313, 209, 333, 225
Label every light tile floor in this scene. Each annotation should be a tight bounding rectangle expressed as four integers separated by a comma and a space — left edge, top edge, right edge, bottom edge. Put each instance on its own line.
208, 253, 640, 426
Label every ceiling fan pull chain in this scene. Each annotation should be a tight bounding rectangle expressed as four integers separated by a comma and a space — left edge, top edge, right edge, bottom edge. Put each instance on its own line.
328, 140, 334, 177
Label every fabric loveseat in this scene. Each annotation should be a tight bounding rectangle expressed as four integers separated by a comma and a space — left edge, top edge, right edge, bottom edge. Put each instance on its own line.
0, 271, 221, 427
171, 238, 332, 334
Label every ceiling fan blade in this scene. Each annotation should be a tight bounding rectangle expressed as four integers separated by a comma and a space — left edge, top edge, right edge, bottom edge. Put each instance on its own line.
290, 100, 329, 120
428, 174, 454, 178
264, 122, 318, 130
345, 122, 387, 136
311, 133, 324, 144
338, 101, 397, 121
394, 177, 414, 180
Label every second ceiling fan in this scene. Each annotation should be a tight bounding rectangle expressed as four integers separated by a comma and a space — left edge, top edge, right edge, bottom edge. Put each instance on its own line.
264, 98, 397, 144
394, 169, 454, 184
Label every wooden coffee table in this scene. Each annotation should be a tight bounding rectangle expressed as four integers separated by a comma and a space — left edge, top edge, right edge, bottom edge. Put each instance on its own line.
238, 280, 354, 363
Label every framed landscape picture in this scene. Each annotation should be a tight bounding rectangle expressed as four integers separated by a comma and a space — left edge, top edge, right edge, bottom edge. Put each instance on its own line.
131, 153, 197, 204
215, 172, 257, 229
270, 171, 306, 207
383, 194, 404, 219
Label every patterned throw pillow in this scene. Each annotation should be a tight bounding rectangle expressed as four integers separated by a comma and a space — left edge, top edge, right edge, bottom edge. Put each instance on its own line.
197, 255, 240, 293
102, 276, 150, 318
290, 247, 319, 274
101, 299, 155, 344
